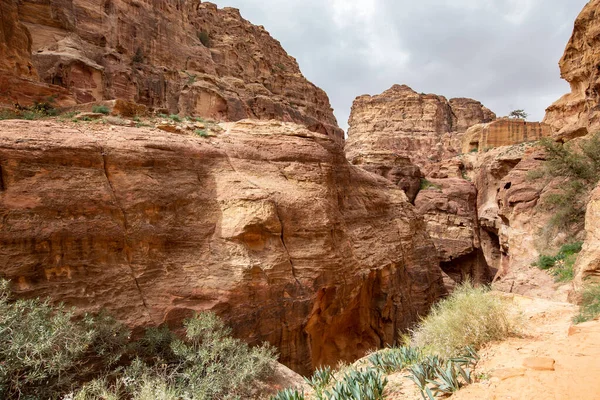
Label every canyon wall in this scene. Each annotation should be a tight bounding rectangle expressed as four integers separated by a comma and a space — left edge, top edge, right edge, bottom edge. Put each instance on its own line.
544, 0, 600, 140
346, 84, 495, 288
1, 0, 343, 140
346, 84, 496, 171
0, 119, 445, 374
463, 119, 552, 153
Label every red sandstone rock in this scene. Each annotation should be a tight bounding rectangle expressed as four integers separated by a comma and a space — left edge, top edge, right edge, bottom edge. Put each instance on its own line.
5, 0, 342, 141
346, 84, 495, 170
544, 0, 600, 140
462, 118, 552, 154
415, 178, 490, 286
0, 119, 445, 374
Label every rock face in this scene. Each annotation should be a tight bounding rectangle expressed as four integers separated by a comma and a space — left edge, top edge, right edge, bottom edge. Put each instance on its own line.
544, 0, 600, 140
0, 119, 445, 374
0, 0, 76, 108
572, 185, 600, 294
462, 119, 552, 154
346, 84, 495, 171
415, 178, 491, 288
464, 145, 571, 300
2, 0, 342, 140
346, 85, 495, 287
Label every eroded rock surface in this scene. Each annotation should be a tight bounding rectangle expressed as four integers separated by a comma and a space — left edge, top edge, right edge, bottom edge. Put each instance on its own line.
0, 119, 445, 374
346, 84, 495, 171
571, 185, 600, 295
2, 0, 342, 140
544, 0, 600, 140
462, 119, 552, 154
415, 178, 490, 288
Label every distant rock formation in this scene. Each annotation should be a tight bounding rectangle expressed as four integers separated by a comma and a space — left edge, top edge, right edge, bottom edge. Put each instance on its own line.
346, 84, 496, 171
1, 0, 342, 141
544, 0, 600, 141
0, 119, 445, 374
462, 119, 552, 154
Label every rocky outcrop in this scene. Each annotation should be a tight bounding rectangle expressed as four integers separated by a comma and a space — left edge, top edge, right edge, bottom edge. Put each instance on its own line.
346, 84, 495, 171
2, 0, 342, 140
544, 0, 600, 140
0, 0, 76, 108
462, 119, 552, 154
346, 85, 495, 287
462, 144, 573, 300
571, 185, 600, 295
415, 178, 490, 288
0, 119, 445, 374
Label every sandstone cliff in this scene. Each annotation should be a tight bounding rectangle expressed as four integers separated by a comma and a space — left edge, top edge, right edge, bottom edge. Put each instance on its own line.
346, 85, 495, 288
544, 0, 600, 140
462, 119, 552, 154
0, 119, 445, 374
346, 84, 496, 171
1, 0, 342, 140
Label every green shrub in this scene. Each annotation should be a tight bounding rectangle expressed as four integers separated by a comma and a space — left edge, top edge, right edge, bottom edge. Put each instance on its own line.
0, 279, 129, 399
198, 31, 210, 47
535, 135, 600, 232
411, 283, 518, 357
133, 47, 144, 63
420, 179, 441, 191
81, 312, 277, 400
304, 366, 334, 398
195, 129, 209, 138
92, 105, 110, 115
169, 114, 182, 122
573, 284, 600, 324
535, 241, 583, 283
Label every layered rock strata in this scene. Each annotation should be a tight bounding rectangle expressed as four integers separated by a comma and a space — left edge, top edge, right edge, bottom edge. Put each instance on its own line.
346, 84, 495, 171
462, 119, 552, 154
544, 0, 600, 140
346, 85, 495, 287
0, 119, 445, 374
2, 0, 342, 140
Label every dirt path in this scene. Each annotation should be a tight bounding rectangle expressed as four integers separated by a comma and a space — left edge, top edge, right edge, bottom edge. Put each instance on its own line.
450, 294, 600, 400
384, 293, 600, 400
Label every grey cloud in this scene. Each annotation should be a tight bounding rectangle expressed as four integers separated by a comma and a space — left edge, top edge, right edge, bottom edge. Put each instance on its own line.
213, 0, 588, 130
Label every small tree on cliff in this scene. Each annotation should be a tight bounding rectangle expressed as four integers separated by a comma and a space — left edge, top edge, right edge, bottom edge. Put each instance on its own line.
508, 109, 528, 119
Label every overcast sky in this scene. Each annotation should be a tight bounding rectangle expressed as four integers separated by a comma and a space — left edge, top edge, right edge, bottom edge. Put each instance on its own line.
213, 0, 588, 131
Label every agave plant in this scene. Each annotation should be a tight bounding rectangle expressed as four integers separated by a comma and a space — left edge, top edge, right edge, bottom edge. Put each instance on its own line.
326, 368, 387, 400
368, 350, 404, 374
270, 387, 305, 400
304, 366, 335, 399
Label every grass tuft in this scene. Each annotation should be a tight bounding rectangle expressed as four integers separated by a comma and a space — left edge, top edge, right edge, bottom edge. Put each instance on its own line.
411, 283, 519, 358
573, 284, 600, 324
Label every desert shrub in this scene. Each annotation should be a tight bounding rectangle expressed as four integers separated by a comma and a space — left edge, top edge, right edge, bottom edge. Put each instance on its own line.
78, 312, 277, 400
0, 279, 129, 399
195, 129, 209, 138
573, 284, 600, 324
534, 241, 583, 283
169, 114, 182, 122
411, 283, 518, 357
92, 105, 110, 115
133, 47, 144, 63
420, 179, 441, 191
534, 135, 600, 231
198, 31, 210, 47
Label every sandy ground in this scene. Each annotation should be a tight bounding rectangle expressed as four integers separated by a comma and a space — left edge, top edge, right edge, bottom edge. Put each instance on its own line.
385, 293, 600, 400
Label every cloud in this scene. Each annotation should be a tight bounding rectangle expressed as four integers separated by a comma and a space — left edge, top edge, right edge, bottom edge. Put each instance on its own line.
213, 0, 588, 131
